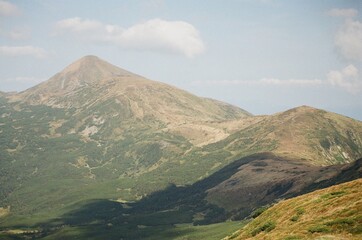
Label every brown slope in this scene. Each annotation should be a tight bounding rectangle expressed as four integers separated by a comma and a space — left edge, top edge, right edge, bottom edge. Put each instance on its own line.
225, 178, 362, 240
6, 55, 250, 147
271, 106, 362, 164
212, 105, 362, 165
9, 55, 249, 122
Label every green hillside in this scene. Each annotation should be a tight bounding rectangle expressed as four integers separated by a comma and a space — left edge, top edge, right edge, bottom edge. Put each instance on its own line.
225, 178, 362, 240
0, 56, 361, 239
207, 106, 362, 166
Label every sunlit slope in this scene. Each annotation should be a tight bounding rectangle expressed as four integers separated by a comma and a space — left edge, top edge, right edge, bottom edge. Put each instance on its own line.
209, 106, 362, 166
225, 178, 362, 240
0, 56, 250, 220
11, 55, 250, 121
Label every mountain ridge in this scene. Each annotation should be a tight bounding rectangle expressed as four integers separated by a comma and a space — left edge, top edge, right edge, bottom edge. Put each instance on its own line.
0, 55, 361, 239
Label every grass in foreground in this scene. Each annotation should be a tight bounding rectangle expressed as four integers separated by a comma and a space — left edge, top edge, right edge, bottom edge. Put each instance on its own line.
225, 178, 362, 240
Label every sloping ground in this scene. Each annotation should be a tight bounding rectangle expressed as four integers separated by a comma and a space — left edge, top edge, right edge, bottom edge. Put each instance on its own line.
1, 155, 360, 240
0, 56, 361, 239
206, 156, 362, 214
10, 55, 250, 122
211, 106, 362, 166
225, 178, 362, 240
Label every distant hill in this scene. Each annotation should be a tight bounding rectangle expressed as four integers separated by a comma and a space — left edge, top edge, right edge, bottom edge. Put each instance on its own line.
209, 105, 362, 166
225, 178, 362, 240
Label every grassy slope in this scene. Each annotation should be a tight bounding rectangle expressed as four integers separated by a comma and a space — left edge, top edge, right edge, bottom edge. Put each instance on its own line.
213, 106, 362, 166
225, 178, 362, 240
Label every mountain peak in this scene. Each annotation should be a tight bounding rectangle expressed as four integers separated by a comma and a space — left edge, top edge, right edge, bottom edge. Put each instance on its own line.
276, 105, 321, 117
60, 55, 132, 81
11, 55, 250, 122
79, 55, 100, 60
68, 55, 102, 69
68, 55, 110, 67
20, 55, 137, 97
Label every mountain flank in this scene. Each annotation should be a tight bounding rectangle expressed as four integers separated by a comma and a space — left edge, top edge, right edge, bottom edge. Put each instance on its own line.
10, 55, 250, 121
209, 105, 362, 165
206, 155, 362, 215
0, 55, 361, 239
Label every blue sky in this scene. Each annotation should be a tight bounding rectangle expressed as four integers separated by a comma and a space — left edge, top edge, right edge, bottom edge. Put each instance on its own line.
0, 0, 361, 120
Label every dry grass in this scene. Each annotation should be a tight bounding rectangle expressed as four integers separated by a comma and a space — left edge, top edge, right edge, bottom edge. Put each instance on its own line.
225, 178, 362, 240
0, 207, 10, 218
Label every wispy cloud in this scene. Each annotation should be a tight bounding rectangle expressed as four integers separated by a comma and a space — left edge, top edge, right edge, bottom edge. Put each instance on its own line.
192, 73, 362, 95
259, 78, 323, 86
327, 8, 358, 18
335, 19, 362, 61
328, 64, 362, 94
0, 1, 29, 40
325, 8, 362, 94
327, 8, 362, 61
56, 18, 102, 33
0, 0, 20, 17
54, 17, 205, 58
0, 45, 48, 58
0, 27, 30, 40
191, 78, 324, 87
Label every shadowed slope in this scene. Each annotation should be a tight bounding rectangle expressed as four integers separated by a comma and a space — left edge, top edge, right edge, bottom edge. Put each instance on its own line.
0, 155, 360, 240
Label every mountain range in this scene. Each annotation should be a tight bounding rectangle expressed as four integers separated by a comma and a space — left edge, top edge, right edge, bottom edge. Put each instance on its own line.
0, 56, 361, 239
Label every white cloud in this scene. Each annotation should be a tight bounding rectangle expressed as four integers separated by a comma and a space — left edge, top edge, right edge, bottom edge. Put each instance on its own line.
192, 70, 361, 95
191, 78, 323, 86
327, 8, 358, 18
0, 0, 20, 16
55, 17, 103, 33
0, 27, 30, 40
326, 8, 362, 94
193, 73, 362, 94
327, 64, 362, 94
335, 19, 362, 61
55, 17, 205, 57
192, 74, 362, 95
0, 45, 48, 58
259, 78, 323, 86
